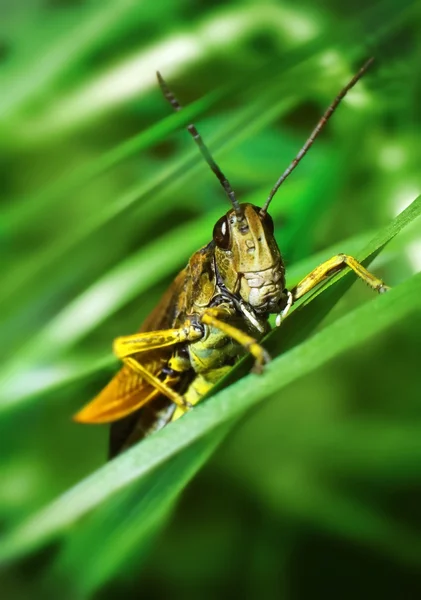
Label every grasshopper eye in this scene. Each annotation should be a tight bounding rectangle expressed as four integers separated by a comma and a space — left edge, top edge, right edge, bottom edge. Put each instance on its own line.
213, 215, 231, 249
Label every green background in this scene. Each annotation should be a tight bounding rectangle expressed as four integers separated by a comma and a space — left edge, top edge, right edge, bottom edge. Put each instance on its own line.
1, 0, 420, 598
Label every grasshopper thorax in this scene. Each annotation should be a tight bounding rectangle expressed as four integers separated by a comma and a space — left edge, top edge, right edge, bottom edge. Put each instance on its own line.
213, 203, 286, 314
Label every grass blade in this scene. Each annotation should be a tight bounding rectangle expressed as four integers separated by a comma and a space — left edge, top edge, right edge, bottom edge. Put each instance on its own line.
0, 267, 419, 565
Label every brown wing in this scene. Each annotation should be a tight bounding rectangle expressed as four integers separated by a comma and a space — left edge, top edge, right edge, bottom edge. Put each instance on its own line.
75, 244, 216, 453
74, 269, 189, 424
74, 350, 181, 423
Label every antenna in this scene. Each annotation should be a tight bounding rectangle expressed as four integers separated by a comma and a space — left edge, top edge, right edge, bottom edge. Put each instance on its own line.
260, 57, 374, 214
157, 72, 243, 219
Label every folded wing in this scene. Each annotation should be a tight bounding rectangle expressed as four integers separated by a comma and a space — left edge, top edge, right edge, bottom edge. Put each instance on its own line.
73, 351, 179, 423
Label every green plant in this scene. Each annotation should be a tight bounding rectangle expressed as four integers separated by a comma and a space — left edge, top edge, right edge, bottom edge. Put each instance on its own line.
1, 1, 420, 598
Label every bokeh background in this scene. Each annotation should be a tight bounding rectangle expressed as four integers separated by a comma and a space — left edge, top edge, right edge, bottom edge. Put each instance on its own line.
1, 0, 421, 598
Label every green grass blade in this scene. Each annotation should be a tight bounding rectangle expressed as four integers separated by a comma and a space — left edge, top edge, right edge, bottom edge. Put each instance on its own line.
4, 93, 220, 232
0, 0, 167, 116
244, 472, 421, 565
0, 267, 419, 565
56, 430, 229, 595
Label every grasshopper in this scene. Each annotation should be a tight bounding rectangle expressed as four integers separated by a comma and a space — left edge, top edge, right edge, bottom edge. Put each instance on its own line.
74, 58, 389, 457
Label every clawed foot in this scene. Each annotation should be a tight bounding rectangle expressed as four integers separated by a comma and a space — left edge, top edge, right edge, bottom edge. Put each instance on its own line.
251, 347, 271, 375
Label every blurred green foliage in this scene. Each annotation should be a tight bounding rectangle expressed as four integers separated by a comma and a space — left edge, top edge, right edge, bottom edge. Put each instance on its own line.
1, 0, 421, 598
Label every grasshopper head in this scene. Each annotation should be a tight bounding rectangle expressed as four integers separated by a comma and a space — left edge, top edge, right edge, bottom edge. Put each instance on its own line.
213, 203, 286, 314
159, 61, 374, 315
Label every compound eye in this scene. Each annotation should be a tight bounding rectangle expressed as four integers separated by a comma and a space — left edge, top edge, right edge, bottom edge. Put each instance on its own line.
213, 215, 230, 249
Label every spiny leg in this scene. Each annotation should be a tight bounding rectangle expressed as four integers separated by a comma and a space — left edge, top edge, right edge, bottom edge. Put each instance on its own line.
113, 324, 203, 358
122, 357, 191, 412
114, 324, 203, 412
291, 253, 390, 301
201, 308, 270, 373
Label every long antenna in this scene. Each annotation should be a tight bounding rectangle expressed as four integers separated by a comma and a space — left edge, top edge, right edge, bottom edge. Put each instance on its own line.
157, 72, 243, 219
260, 57, 374, 215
